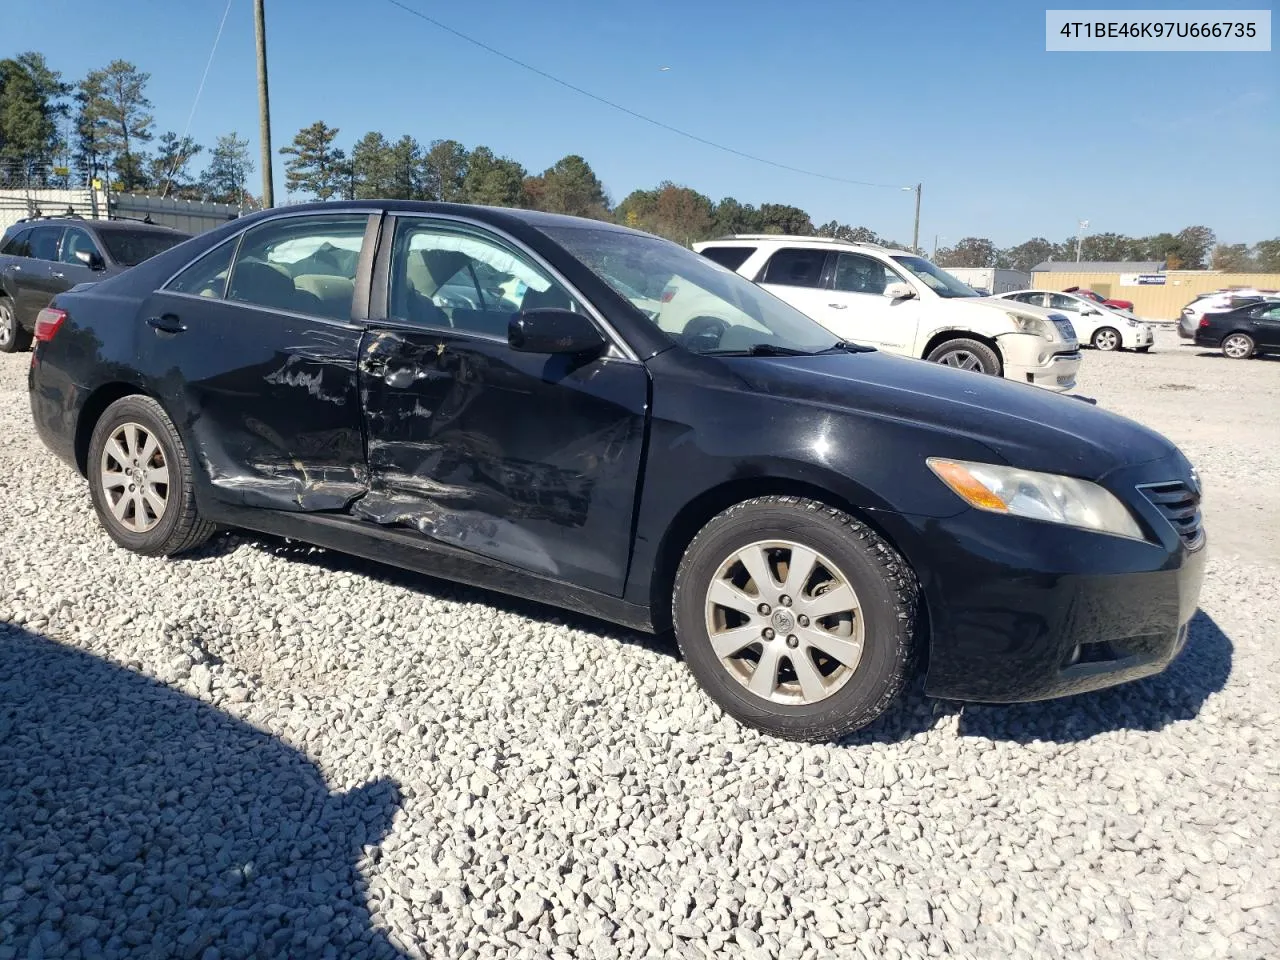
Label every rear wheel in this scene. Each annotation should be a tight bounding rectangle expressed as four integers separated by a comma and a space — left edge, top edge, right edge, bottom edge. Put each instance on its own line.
1222, 333, 1254, 360
672, 496, 919, 741
1092, 327, 1121, 352
0, 297, 31, 353
925, 337, 1001, 376
87, 395, 216, 556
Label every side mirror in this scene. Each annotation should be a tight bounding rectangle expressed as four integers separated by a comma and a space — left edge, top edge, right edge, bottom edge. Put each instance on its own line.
509, 308, 607, 355
883, 281, 916, 301
74, 249, 105, 270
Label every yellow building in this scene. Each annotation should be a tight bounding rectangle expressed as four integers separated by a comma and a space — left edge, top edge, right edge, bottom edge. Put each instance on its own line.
1030, 261, 1280, 321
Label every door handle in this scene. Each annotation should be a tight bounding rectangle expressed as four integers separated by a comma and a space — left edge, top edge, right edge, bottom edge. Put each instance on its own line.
52, 271, 65, 279
827, 303, 848, 309
146, 315, 187, 334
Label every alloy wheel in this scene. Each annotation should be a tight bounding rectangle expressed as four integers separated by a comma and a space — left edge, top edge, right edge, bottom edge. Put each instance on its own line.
939, 350, 982, 371
1223, 334, 1252, 359
1094, 329, 1120, 351
0, 302, 12, 347
703, 540, 864, 705
99, 422, 170, 533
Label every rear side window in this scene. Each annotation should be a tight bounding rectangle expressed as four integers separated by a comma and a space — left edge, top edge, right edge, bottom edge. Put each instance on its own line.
758, 248, 828, 288
1, 228, 31, 256
228, 215, 368, 320
29, 226, 63, 261
167, 239, 238, 298
100, 229, 188, 267
699, 246, 755, 271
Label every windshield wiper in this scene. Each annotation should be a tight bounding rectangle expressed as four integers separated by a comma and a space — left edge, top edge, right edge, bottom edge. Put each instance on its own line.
819, 341, 877, 354
707, 343, 819, 357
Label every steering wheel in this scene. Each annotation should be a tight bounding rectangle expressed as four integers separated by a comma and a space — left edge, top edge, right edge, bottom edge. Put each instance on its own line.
681, 315, 729, 351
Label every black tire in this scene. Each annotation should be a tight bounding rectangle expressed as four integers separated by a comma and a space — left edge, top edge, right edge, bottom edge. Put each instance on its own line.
0, 297, 31, 353
87, 395, 216, 556
672, 496, 920, 741
1222, 332, 1254, 360
925, 337, 1002, 376
1134, 345, 1151, 353
1092, 326, 1121, 352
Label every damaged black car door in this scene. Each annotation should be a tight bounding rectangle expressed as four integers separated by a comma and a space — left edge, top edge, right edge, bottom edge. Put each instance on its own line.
354, 216, 649, 596
136, 212, 376, 511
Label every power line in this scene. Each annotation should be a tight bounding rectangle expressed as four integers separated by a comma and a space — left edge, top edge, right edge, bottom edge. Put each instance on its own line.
380, 0, 908, 191
162, 0, 235, 197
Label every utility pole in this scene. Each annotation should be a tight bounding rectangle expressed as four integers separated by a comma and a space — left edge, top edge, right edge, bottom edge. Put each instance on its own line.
254, 0, 274, 208
912, 183, 922, 253
932, 234, 945, 260
1075, 218, 1089, 262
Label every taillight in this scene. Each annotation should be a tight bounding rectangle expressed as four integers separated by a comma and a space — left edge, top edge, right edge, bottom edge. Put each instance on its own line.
33, 307, 66, 342
1198, 318, 1210, 328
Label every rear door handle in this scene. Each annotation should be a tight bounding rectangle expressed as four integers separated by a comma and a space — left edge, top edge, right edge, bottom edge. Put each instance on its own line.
146, 314, 187, 334
52, 271, 65, 279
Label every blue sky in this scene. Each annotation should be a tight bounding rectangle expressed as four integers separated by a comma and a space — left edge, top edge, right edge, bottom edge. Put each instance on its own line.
6, 0, 1277, 246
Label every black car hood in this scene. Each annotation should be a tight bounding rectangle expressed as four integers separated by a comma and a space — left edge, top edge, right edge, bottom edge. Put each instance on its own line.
730, 350, 1178, 480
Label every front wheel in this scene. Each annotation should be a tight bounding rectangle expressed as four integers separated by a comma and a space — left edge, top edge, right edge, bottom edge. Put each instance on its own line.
0, 297, 31, 353
925, 337, 1002, 376
1092, 327, 1121, 352
87, 395, 216, 556
1222, 333, 1254, 360
672, 496, 920, 741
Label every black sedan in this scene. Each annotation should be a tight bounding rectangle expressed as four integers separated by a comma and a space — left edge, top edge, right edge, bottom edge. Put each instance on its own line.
27, 201, 1206, 741
1194, 300, 1280, 359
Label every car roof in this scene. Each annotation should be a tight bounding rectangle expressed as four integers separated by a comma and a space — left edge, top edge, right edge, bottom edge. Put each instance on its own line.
693, 234, 915, 256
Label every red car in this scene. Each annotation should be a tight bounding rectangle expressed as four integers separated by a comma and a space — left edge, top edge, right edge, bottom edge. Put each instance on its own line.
1064, 286, 1135, 312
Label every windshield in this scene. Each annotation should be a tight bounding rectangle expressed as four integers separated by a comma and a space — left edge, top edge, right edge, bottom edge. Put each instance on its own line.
101, 229, 188, 267
891, 255, 980, 299
542, 226, 840, 355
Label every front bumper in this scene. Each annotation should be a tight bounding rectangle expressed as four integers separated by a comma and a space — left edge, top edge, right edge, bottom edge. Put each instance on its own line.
1126, 323, 1155, 348
1002, 343, 1082, 393
872, 457, 1206, 703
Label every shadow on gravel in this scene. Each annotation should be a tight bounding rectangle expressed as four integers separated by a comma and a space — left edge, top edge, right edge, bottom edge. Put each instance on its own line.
956, 608, 1232, 744
0, 624, 406, 959
1194, 351, 1280, 362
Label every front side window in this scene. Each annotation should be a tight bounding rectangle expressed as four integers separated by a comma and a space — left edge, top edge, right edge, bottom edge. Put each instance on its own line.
832, 253, 902, 295
758, 248, 828, 288
891, 255, 980, 299
1, 228, 32, 257
167, 238, 238, 298
390, 219, 583, 338
60, 227, 101, 265
99, 229, 189, 268
544, 226, 839, 356
28, 226, 63, 261
226, 215, 368, 319
699, 246, 755, 271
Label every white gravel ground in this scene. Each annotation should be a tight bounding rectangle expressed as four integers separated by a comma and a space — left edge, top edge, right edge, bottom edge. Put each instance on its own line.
1, 329, 1278, 960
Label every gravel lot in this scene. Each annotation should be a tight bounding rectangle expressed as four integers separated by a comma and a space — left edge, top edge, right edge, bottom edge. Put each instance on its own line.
2, 328, 1277, 960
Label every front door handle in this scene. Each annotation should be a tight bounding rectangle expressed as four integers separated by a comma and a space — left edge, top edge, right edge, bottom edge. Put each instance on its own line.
146, 314, 187, 334
827, 303, 848, 309
52, 271, 65, 279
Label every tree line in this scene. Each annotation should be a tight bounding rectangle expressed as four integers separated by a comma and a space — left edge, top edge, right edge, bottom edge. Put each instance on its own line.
3, 49, 1276, 272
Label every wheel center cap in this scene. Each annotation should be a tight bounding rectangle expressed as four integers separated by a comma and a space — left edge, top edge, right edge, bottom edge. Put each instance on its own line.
771, 609, 795, 633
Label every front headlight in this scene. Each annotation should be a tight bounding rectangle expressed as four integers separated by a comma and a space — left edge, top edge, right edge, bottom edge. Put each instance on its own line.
927, 458, 1145, 540
1006, 312, 1051, 338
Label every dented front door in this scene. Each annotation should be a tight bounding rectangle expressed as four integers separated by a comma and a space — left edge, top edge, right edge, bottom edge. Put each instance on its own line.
355, 327, 649, 596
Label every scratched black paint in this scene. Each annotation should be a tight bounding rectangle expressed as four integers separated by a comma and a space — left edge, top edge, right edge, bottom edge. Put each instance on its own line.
28, 201, 1205, 704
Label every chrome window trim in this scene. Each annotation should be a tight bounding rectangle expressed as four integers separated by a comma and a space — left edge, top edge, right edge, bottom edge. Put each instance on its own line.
156, 289, 368, 332
384, 212, 641, 363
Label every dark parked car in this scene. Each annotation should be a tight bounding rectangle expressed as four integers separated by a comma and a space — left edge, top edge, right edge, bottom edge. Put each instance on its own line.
0, 216, 190, 352
27, 201, 1206, 741
1194, 300, 1280, 359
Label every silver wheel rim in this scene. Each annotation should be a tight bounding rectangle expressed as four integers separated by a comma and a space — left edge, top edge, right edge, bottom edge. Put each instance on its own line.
1224, 335, 1251, 359
99, 422, 170, 533
1095, 329, 1119, 351
704, 540, 864, 705
939, 349, 983, 372
0, 303, 12, 346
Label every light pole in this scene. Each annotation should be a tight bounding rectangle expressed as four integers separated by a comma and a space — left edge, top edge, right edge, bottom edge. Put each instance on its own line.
254, 0, 275, 208
1075, 219, 1090, 263
904, 183, 922, 253
932, 235, 947, 260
